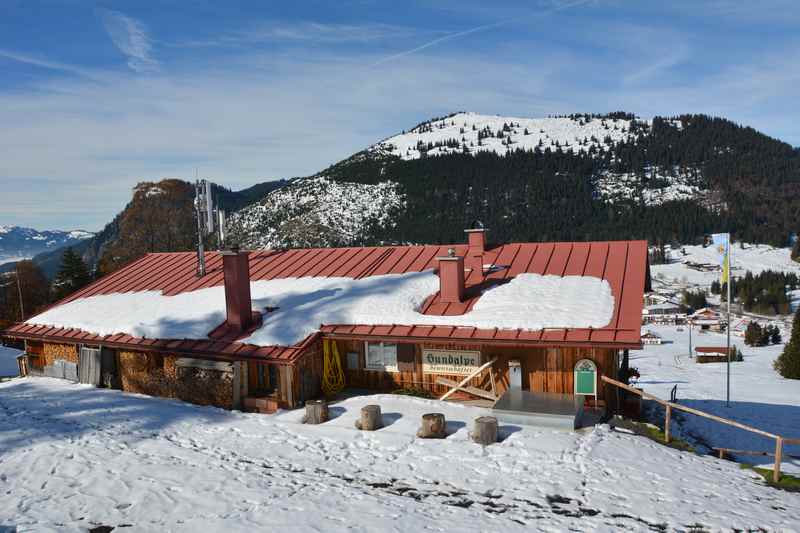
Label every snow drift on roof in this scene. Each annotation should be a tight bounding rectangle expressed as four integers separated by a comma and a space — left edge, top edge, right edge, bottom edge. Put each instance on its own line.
26, 271, 614, 346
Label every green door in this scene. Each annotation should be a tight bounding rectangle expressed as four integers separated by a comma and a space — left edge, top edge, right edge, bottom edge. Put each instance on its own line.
574, 359, 597, 396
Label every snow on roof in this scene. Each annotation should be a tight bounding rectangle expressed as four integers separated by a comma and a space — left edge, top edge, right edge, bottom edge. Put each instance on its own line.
7, 240, 649, 349
644, 302, 682, 311
26, 272, 614, 347
640, 330, 661, 338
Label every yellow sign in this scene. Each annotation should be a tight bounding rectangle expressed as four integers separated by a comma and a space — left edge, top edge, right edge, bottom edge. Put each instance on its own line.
421, 349, 481, 375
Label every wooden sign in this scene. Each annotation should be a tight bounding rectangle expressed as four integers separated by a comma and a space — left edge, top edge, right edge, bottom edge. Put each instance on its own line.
422, 349, 481, 375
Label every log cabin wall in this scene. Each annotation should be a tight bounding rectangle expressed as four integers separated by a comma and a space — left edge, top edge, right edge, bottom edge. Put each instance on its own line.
332, 338, 619, 403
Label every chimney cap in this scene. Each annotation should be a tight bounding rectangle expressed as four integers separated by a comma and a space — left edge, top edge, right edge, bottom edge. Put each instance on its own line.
221, 241, 243, 255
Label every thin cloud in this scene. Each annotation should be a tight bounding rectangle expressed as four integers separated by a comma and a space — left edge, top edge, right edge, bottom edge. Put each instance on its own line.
0, 49, 102, 80
98, 9, 159, 73
175, 21, 417, 48
370, 0, 594, 67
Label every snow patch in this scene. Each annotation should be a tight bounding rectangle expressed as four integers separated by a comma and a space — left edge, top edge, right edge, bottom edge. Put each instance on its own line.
228, 176, 405, 249
595, 166, 710, 206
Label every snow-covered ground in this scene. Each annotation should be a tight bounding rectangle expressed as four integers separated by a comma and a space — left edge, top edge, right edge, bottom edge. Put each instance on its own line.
27, 273, 614, 347
1, 378, 798, 531
634, 324, 800, 473
651, 243, 800, 288
0, 345, 21, 377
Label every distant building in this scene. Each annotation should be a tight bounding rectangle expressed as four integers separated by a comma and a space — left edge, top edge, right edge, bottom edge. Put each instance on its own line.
640, 330, 663, 345
642, 301, 686, 325
690, 308, 725, 332
694, 346, 739, 363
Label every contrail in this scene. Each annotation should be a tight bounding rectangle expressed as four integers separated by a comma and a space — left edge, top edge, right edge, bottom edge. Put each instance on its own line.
370, 0, 594, 67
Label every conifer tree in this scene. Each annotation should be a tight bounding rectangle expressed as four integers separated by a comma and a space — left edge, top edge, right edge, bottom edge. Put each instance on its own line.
774, 306, 800, 379
53, 247, 92, 300
744, 321, 763, 346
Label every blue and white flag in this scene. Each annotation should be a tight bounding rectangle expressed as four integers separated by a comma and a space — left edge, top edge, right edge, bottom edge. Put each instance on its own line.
711, 233, 730, 284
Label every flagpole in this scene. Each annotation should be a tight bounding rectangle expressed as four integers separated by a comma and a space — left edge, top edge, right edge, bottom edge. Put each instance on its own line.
726, 236, 731, 408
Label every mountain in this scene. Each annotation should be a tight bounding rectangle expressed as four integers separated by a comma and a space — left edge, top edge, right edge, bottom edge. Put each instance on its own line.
0, 178, 289, 279
0, 226, 93, 266
228, 112, 800, 249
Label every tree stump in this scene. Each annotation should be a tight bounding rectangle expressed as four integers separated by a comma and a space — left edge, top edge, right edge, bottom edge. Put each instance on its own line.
416, 413, 447, 438
470, 416, 498, 446
302, 399, 329, 424
354, 404, 383, 431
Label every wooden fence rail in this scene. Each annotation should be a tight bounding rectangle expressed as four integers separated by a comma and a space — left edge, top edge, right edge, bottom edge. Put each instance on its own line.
602, 375, 797, 483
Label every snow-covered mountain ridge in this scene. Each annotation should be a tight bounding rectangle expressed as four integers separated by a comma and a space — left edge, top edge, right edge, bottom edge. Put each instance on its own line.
371, 111, 654, 160
0, 226, 94, 266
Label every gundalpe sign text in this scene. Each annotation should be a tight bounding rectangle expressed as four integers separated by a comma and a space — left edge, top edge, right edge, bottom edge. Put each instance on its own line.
422, 349, 481, 375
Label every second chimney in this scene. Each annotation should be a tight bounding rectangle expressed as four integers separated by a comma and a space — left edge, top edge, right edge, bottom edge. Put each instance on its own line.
437, 249, 465, 303
222, 246, 253, 332
464, 227, 487, 275
465, 227, 487, 253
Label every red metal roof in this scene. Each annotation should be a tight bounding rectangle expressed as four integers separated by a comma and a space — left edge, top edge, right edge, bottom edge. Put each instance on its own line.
694, 346, 732, 354
3, 240, 650, 356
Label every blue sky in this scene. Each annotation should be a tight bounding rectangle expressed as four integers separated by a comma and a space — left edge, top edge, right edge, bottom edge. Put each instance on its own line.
2, 0, 799, 231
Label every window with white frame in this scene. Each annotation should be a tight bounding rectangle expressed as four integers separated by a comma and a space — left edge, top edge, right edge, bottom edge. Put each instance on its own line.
364, 341, 398, 372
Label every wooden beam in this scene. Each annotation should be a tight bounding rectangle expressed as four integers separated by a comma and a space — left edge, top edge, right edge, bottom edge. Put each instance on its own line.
774, 437, 783, 484
435, 376, 497, 401
712, 447, 800, 460
664, 404, 671, 443
601, 375, 780, 440
439, 358, 496, 401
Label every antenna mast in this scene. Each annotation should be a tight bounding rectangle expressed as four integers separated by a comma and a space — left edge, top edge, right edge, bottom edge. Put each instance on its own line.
194, 179, 207, 277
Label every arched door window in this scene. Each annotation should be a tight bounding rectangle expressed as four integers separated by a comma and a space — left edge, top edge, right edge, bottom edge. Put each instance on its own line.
574, 359, 597, 398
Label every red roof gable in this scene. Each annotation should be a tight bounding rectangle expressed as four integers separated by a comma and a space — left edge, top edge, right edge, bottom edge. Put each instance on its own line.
3, 240, 650, 357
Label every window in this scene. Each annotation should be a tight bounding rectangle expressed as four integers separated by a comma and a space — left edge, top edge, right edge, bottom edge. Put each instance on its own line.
251, 363, 278, 394
364, 341, 398, 372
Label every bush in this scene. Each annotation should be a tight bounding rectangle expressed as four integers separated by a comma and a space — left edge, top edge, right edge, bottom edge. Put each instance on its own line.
391, 387, 434, 399
620, 366, 640, 383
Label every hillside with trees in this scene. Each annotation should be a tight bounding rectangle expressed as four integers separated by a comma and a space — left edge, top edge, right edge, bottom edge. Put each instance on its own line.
229, 112, 800, 251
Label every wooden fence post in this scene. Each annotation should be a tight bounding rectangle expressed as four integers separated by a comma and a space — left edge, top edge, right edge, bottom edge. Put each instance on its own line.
773, 437, 783, 483
664, 404, 671, 443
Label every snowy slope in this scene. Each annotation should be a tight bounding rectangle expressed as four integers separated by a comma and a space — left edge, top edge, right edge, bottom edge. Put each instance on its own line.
634, 324, 800, 474
227, 176, 405, 250
1, 378, 798, 531
0, 225, 93, 265
651, 243, 800, 288
373, 112, 645, 159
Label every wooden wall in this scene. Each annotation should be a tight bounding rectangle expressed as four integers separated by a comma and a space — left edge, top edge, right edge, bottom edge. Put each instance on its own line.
332, 338, 619, 403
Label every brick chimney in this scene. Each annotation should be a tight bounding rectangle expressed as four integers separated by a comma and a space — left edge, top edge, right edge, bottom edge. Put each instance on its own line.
465, 228, 487, 253
437, 249, 465, 303
221, 245, 253, 331
464, 228, 487, 275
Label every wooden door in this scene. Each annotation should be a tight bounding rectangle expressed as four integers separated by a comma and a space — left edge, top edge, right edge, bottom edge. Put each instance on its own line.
79, 346, 101, 385
545, 349, 562, 393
